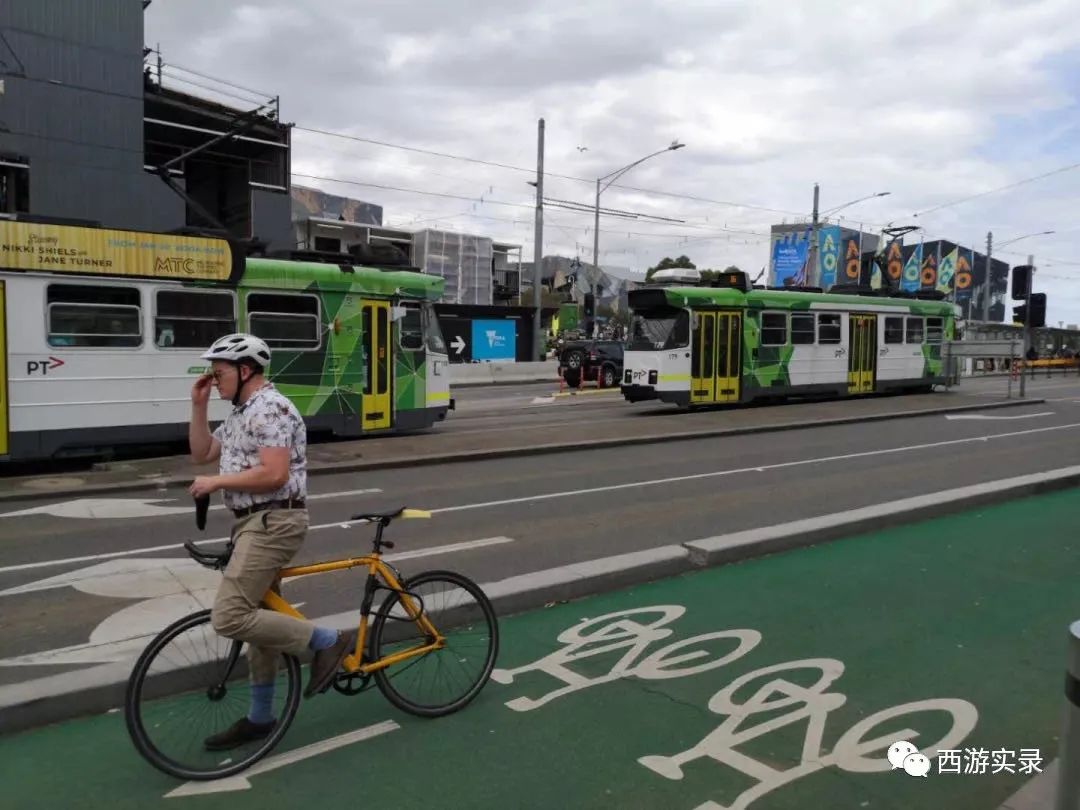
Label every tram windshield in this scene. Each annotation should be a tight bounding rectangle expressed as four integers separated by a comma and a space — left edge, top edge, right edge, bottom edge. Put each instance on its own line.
629, 307, 690, 351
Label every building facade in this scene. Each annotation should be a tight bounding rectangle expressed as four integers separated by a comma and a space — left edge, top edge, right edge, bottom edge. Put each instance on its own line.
0, 0, 293, 247
768, 223, 1008, 323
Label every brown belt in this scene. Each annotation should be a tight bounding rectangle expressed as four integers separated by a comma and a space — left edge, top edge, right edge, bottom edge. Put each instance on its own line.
232, 498, 306, 518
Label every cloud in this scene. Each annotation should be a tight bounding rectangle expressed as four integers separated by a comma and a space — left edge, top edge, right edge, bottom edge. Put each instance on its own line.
145, 0, 1080, 323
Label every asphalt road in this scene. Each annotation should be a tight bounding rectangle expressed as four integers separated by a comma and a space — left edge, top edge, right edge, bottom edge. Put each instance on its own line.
1, 376, 1078, 689
430, 372, 1080, 434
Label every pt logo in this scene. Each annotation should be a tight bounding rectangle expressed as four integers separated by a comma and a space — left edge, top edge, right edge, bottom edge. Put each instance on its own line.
27, 357, 65, 375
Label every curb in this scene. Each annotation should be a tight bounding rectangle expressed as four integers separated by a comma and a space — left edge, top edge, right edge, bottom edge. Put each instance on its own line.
448, 377, 557, 388
0, 398, 1047, 504
3, 462, 1079, 736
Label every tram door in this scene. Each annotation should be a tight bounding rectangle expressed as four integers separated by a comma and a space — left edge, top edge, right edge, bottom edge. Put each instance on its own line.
361, 299, 392, 429
848, 314, 877, 394
691, 311, 741, 404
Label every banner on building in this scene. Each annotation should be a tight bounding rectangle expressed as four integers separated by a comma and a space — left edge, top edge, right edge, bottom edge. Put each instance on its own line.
937, 248, 958, 296
870, 241, 885, 289
901, 243, 922, 292
920, 245, 938, 290
817, 226, 840, 289
842, 233, 861, 284
954, 248, 974, 315
884, 239, 904, 288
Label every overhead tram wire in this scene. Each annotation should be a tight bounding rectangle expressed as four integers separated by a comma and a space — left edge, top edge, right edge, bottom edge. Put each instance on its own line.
293, 125, 803, 216
0, 66, 798, 219
912, 159, 1080, 218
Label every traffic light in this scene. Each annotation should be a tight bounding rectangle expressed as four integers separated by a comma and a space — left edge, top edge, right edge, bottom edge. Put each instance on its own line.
584, 292, 595, 317
1011, 265, 1033, 300
1012, 293, 1047, 328
1029, 292, 1046, 328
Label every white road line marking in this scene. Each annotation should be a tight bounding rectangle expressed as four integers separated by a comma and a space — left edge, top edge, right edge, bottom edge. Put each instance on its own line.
0, 534, 515, 576
0, 489, 383, 521
5, 420, 1080, 576
164, 721, 401, 797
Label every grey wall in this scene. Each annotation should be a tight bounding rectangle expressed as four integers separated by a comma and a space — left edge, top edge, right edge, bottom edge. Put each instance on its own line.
0, 0, 290, 245
0, 1, 157, 225
252, 188, 294, 248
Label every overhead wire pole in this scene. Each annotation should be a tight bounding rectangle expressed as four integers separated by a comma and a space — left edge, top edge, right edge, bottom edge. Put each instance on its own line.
807, 183, 819, 286
983, 231, 993, 323
532, 118, 545, 361
807, 188, 889, 287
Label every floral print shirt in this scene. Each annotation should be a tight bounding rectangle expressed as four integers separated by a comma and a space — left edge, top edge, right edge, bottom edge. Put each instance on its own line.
213, 383, 307, 510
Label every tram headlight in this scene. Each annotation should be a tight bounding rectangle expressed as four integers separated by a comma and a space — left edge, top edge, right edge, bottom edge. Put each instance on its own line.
648, 370, 658, 385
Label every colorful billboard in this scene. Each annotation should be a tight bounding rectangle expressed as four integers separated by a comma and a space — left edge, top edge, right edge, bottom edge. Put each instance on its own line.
771, 228, 811, 287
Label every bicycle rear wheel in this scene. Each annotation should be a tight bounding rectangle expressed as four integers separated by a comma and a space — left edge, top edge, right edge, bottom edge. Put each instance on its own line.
124, 609, 301, 780
371, 570, 498, 717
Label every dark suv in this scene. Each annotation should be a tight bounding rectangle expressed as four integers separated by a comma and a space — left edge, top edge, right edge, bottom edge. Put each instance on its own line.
560, 339, 625, 388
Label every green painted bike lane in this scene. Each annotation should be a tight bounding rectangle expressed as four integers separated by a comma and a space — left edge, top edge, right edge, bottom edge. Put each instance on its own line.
5, 488, 1080, 810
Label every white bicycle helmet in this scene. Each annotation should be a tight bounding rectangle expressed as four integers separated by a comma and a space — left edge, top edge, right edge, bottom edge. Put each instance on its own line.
201, 333, 272, 367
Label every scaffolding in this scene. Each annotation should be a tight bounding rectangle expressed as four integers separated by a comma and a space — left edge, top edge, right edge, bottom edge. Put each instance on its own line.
412, 229, 494, 305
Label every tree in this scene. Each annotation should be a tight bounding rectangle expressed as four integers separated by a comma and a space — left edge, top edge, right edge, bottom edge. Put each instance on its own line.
645, 255, 696, 281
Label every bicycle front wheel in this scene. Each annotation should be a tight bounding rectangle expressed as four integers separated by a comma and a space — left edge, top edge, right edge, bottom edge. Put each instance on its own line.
371, 570, 498, 717
124, 609, 301, 780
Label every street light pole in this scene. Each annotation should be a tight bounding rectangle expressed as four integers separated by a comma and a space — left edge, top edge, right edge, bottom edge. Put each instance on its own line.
590, 142, 685, 337
593, 177, 601, 302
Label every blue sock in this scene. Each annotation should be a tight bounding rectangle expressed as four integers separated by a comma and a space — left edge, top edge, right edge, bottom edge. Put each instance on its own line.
248, 683, 275, 725
308, 626, 338, 651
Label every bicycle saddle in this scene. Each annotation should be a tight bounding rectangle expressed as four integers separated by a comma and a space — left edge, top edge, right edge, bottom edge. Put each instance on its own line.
350, 506, 406, 522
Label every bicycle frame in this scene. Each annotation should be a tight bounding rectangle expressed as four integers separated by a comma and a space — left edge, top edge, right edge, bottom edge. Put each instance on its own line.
254, 514, 440, 678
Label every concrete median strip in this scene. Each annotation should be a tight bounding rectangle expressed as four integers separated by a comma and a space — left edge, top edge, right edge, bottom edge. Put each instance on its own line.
0, 397, 1047, 504
3, 461, 1080, 736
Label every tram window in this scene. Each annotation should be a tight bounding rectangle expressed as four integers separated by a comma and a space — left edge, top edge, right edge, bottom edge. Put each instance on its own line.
399, 304, 424, 351
154, 290, 235, 348
884, 316, 905, 344
818, 314, 841, 344
761, 312, 787, 346
247, 292, 321, 350
47, 284, 141, 347
906, 317, 924, 344
791, 314, 815, 345
630, 307, 689, 350
926, 317, 944, 343
423, 304, 447, 353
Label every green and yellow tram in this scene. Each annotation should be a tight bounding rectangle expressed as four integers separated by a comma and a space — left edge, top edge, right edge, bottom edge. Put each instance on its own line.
621, 270, 957, 408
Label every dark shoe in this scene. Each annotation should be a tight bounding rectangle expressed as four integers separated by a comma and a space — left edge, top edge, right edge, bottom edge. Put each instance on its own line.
305, 629, 358, 698
203, 717, 275, 751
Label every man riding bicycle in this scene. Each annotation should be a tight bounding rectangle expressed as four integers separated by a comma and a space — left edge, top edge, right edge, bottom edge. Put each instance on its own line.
189, 333, 357, 750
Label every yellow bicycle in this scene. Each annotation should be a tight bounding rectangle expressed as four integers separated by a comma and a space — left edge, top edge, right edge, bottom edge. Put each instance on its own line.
124, 505, 499, 781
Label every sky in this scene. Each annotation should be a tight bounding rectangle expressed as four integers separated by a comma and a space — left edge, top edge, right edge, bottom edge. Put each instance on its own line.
145, 0, 1080, 323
